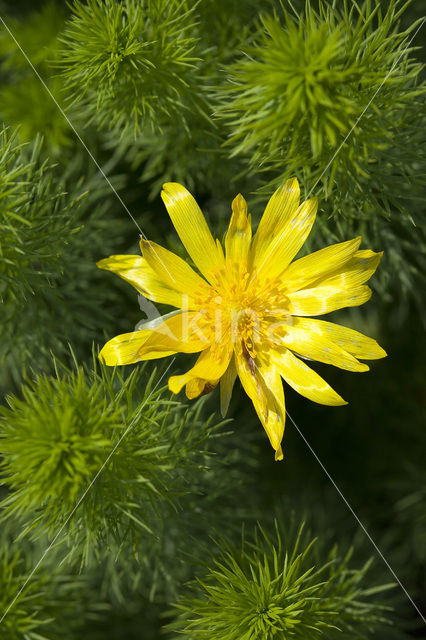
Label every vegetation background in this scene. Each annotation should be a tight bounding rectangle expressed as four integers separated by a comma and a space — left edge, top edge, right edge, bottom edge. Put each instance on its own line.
0, 0, 424, 638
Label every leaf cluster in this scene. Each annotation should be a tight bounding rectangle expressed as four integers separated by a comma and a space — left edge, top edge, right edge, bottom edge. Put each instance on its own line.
217, 0, 425, 197
169, 520, 394, 639
57, 0, 205, 136
0, 1, 424, 637
211, 0, 426, 312
0, 355, 232, 566
0, 130, 83, 304
0, 128, 131, 388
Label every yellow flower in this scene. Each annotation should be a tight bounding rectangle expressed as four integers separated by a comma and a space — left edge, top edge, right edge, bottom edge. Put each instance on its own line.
98, 179, 386, 460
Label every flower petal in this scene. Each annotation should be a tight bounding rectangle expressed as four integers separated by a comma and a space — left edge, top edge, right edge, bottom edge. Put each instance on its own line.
225, 194, 252, 265
134, 309, 181, 332
310, 250, 383, 290
138, 311, 211, 358
97, 254, 190, 308
220, 355, 237, 417
271, 348, 347, 406
99, 329, 157, 366
287, 285, 372, 316
140, 239, 207, 297
235, 350, 286, 460
185, 378, 214, 400
168, 343, 232, 395
250, 177, 300, 265
161, 182, 224, 281
99, 312, 209, 366
252, 197, 318, 281
288, 317, 387, 360
279, 317, 369, 372
284, 237, 362, 293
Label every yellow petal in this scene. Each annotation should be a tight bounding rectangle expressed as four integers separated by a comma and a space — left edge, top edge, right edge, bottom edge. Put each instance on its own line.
225, 194, 252, 265
252, 197, 318, 281
138, 311, 211, 359
287, 285, 372, 316
235, 350, 285, 460
287, 250, 381, 315
284, 237, 362, 292
139, 239, 207, 297
97, 254, 190, 308
161, 182, 224, 281
168, 344, 232, 394
250, 177, 300, 266
220, 355, 237, 417
185, 378, 208, 399
279, 317, 369, 372
99, 311, 209, 366
271, 348, 347, 406
289, 317, 387, 360
309, 250, 383, 290
99, 329, 157, 366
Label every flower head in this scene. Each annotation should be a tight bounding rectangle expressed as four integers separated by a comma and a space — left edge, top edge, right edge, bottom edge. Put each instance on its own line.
98, 179, 386, 460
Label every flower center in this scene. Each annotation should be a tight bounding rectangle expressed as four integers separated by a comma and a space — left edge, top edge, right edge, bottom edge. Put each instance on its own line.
194, 261, 290, 356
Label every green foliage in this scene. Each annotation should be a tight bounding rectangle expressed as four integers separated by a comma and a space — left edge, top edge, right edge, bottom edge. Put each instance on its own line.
0, 355, 231, 566
46, 0, 426, 310
0, 530, 101, 640
0, 0, 424, 637
0, 128, 130, 387
0, 3, 72, 152
212, 0, 426, 312
110, 113, 244, 199
0, 130, 82, 302
217, 0, 425, 200
0, 1, 64, 70
58, 0, 205, 135
0, 77, 72, 152
0, 545, 53, 640
170, 520, 394, 639
391, 459, 426, 592
396, 471, 426, 559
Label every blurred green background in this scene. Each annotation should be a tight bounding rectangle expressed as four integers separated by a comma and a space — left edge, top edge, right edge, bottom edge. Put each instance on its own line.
0, 1, 424, 638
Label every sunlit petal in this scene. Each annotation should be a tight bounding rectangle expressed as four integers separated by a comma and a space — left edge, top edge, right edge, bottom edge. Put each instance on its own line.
284, 237, 362, 292
252, 197, 318, 281
271, 348, 347, 406
235, 350, 285, 460
250, 177, 300, 267
288, 285, 372, 316
97, 254, 191, 308
279, 317, 369, 371
288, 317, 387, 360
169, 344, 232, 395
161, 182, 224, 281
309, 250, 383, 290
140, 238, 207, 297
225, 194, 252, 265
99, 329, 157, 366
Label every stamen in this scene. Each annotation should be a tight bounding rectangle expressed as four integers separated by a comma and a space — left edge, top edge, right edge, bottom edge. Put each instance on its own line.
193, 266, 290, 351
